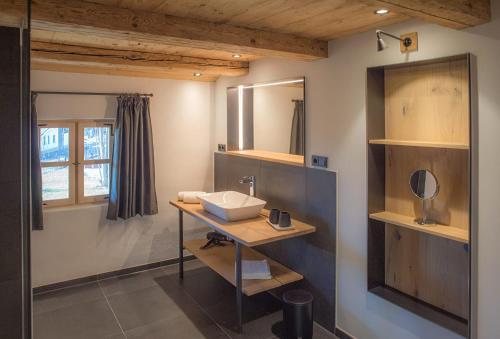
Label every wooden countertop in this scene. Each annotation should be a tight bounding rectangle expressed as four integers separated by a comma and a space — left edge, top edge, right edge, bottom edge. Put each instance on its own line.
170, 200, 316, 247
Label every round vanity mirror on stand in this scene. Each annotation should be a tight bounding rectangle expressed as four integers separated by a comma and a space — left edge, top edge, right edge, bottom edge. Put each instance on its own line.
409, 169, 439, 225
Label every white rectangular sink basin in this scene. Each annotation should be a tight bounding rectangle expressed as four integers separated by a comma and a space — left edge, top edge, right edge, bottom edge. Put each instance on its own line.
198, 191, 266, 222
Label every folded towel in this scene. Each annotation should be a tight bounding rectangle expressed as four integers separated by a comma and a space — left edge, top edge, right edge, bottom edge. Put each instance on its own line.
240, 260, 272, 280
178, 191, 206, 204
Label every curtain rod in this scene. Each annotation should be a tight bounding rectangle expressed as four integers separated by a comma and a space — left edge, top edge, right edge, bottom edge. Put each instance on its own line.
32, 91, 154, 97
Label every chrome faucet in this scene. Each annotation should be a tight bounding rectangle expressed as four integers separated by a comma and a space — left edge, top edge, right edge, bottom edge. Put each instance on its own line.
239, 175, 256, 197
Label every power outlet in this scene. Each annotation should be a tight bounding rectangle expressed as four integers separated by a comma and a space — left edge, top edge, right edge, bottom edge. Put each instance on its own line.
218, 144, 227, 152
312, 155, 328, 168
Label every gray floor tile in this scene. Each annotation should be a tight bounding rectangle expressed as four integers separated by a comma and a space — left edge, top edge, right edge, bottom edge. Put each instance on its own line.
107, 285, 182, 331
99, 267, 168, 297
266, 321, 338, 339
33, 299, 122, 339
162, 259, 207, 276
157, 267, 234, 309
125, 314, 228, 339
312, 323, 339, 339
103, 334, 126, 339
33, 263, 338, 339
226, 311, 282, 339
33, 313, 56, 339
158, 266, 281, 334
33, 282, 104, 315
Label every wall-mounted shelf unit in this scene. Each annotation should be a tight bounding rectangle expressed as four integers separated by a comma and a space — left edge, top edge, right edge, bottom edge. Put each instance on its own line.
367, 54, 473, 337
225, 149, 304, 167
369, 211, 468, 243
368, 139, 469, 150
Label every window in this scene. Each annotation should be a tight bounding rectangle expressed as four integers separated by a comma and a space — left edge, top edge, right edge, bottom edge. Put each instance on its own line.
39, 120, 114, 207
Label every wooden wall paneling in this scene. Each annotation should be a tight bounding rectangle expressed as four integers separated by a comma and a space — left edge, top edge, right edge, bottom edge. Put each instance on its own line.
384, 59, 469, 145
367, 55, 472, 336
385, 146, 469, 230
385, 225, 469, 318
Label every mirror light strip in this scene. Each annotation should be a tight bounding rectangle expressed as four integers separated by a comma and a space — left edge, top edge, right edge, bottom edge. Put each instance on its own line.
238, 85, 244, 150
242, 79, 304, 89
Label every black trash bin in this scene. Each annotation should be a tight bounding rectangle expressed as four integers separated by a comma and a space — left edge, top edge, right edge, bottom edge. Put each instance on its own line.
282, 289, 314, 339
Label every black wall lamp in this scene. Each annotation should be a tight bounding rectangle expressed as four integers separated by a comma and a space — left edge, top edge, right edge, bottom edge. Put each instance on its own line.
376, 30, 418, 53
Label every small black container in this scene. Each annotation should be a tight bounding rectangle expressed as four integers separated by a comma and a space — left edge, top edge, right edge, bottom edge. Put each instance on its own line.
282, 289, 314, 339
269, 208, 280, 224
278, 211, 291, 228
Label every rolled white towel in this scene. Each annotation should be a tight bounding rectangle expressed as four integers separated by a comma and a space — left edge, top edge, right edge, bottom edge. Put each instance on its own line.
178, 191, 206, 204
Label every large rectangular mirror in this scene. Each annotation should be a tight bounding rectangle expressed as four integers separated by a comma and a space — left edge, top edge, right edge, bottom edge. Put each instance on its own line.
227, 77, 305, 165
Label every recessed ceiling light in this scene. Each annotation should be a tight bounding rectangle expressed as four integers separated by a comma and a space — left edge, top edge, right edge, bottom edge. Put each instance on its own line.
232, 54, 242, 58
375, 8, 390, 15
193, 72, 202, 77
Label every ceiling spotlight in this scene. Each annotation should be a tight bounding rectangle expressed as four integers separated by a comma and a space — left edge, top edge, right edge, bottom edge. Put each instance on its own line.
193, 72, 202, 77
376, 29, 412, 52
232, 54, 242, 58
375, 8, 390, 15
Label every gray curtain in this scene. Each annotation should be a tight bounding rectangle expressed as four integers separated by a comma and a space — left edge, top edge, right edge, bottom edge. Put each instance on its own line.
31, 93, 44, 230
107, 95, 158, 220
290, 100, 305, 155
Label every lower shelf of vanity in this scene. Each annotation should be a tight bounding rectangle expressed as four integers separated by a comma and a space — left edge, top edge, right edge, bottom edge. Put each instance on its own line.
369, 211, 469, 243
184, 238, 303, 296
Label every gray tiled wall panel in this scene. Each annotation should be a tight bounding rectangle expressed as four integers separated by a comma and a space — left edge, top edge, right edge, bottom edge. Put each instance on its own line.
213, 153, 336, 331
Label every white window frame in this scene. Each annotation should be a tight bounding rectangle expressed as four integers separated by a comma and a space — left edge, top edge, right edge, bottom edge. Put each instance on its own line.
38, 119, 114, 207
38, 121, 76, 207
77, 120, 114, 204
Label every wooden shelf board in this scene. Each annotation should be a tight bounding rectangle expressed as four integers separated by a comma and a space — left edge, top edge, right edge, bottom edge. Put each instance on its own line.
170, 200, 316, 247
369, 211, 468, 243
225, 150, 304, 166
368, 139, 469, 150
184, 238, 303, 296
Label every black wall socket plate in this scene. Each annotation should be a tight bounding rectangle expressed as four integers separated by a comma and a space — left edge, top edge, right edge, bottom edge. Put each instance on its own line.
312, 155, 328, 168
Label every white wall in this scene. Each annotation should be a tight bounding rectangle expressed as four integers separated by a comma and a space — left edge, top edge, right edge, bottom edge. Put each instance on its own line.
253, 85, 303, 153
31, 71, 214, 287
214, 4, 500, 338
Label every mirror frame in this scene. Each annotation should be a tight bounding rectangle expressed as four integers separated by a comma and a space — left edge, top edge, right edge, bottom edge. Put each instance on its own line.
409, 169, 440, 200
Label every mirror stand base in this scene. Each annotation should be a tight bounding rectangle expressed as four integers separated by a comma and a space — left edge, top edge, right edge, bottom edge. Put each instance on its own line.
414, 218, 436, 226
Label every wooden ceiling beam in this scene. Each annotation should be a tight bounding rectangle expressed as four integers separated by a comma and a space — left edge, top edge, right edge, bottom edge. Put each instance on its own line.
365, 0, 491, 28
8, 0, 327, 61
31, 41, 249, 81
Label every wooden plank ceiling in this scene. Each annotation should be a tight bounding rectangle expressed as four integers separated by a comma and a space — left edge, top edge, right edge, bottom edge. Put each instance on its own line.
0, 0, 491, 81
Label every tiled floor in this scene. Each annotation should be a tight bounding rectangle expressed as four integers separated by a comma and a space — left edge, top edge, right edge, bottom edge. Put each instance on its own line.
34, 260, 338, 339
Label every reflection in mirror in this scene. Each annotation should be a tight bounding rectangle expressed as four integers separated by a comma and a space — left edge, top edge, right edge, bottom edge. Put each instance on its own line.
226, 78, 305, 166
409, 169, 439, 225
250, 79, 304, 155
